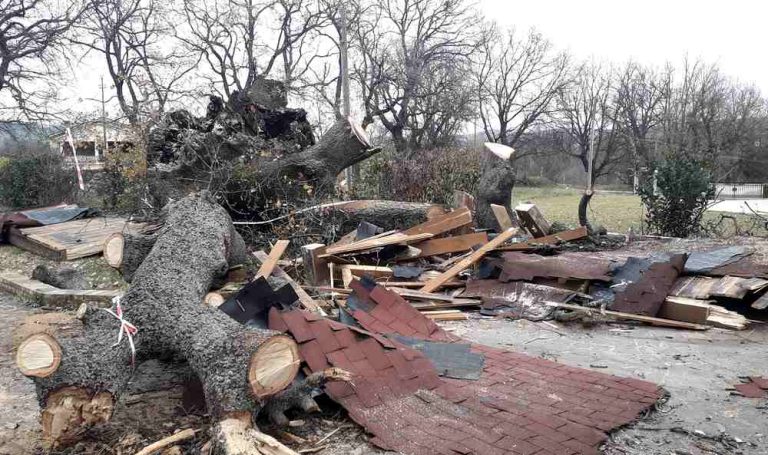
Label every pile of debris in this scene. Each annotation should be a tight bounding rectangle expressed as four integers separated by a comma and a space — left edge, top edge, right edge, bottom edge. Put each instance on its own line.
8, 192, 669, 455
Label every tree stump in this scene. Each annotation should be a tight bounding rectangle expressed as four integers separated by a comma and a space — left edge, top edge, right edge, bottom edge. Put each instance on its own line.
15, 193, 300, 449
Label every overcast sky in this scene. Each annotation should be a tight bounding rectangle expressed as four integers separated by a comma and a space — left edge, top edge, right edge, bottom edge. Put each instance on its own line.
482, 0, 767, 91
63, 0, 768, 118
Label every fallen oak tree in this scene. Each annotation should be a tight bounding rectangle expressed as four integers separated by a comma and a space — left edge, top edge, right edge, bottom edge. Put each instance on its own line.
15, 192, 302, 451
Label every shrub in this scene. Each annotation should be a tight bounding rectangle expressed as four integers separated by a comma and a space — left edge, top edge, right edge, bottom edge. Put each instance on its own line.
97, 144, 148, 212
351, 147, 482, 204
0, 152, 75, 208
638, 156, 714, 237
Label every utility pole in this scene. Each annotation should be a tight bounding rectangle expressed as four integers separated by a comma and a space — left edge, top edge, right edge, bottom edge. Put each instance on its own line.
340, 3, 353, 190
101, 76, 108, 160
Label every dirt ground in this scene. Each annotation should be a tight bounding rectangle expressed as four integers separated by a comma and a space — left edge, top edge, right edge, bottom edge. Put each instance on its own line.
1, 241, 767, 454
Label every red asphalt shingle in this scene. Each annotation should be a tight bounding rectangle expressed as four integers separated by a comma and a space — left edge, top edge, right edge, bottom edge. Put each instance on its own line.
267, 284, 664, 455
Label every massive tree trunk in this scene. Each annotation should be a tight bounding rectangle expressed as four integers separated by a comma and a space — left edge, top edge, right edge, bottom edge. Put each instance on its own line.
15, 193, 300, 449
475, 148, 516, 230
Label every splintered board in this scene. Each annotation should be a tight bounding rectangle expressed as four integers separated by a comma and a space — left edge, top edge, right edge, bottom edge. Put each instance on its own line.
9, 217, 146, 261
0, 272, 120, 307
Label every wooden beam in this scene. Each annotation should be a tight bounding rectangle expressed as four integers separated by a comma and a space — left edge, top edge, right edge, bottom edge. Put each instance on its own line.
322, 232, 433, 256
403, 207, 473, 236
252, 251, 321, 312
658, 297, 712, 324
514, 204, 551, 238
543, 301, 709, 330
495, 226, 588, 251
420, 228, 519, 293
255, 240, 290, 279
409, 232, 488, 259
490, 204, 515, 231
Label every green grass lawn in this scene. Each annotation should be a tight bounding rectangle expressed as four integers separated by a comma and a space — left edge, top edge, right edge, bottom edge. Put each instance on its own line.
512, 186, 768, 237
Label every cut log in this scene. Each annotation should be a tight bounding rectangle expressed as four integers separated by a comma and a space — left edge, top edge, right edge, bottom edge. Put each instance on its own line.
18, 193, 301, 449
204, 292, 226, 308
16, 333, 62, 377
103, 231, 158, 282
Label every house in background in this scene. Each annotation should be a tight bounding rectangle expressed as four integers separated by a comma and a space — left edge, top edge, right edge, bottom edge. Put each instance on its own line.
49, 119, 136, 169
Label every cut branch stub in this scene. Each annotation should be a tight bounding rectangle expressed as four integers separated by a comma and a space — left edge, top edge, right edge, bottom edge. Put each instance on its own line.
16, 333, 62, 378
103, 232, 124, 268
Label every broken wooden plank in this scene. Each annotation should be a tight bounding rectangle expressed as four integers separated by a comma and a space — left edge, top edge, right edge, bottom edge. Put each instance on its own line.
671, 275, 767, 300
420, 228, 519, 293
322, 232, 433, 257
422, 310, 468, 321
300, 244, 329, 286
255, 240, 290, 279
0, 272, 119, 307
658, 297, 713, 324
252, 250, 321, 312
514, 204, 551, 238
490, 204, 515, 231
544, 301, 710, 330
495, 226, 588, 251
409, 232, 488, 259
707, 305, 748, 330
403, 207, 473, 236
340, 265, 393, 287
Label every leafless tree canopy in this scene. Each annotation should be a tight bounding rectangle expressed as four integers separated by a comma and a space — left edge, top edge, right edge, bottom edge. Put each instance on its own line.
475, 27, 569, 155
0, 0, 83, 119
2, 0, 768, 182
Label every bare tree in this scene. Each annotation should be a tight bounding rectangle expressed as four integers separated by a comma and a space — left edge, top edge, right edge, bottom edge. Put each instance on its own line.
71, 0, 195, 126
0, 0, 83, 120
611, 61, 668, 174
179, 0, 329, 99
556, 62, 626, 183
474, 26, 570, 155
353, 0, 480, 154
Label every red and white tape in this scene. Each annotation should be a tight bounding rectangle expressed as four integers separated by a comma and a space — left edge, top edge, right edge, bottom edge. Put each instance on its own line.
101, 296, 138, 365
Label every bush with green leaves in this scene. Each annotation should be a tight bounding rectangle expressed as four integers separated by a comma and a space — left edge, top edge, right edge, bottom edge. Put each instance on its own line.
351, 147, 481, 204
638, 157, 714, 237
0, 152, 75, 209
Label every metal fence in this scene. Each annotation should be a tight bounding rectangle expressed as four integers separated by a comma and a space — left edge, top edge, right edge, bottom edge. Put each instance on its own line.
715, 183, 767, 199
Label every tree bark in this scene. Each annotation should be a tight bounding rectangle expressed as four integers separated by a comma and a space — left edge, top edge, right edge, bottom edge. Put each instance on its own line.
475, 149, 516, 230
17, 193, 300, 449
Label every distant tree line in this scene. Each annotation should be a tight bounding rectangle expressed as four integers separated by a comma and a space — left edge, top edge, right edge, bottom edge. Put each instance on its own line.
1, 0, 766, 182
